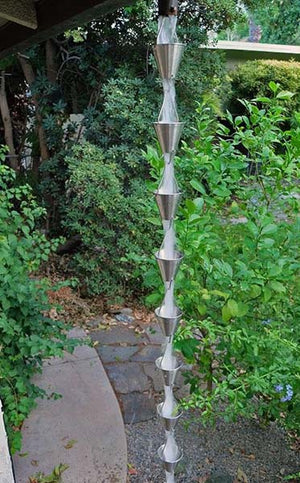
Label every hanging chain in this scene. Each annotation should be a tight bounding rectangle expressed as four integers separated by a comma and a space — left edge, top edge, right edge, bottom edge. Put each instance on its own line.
153, 2, 185, 481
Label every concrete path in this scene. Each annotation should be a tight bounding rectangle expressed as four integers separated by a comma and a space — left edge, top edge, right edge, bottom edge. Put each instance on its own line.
13, 329, 127, 483
0, 400, 14, 483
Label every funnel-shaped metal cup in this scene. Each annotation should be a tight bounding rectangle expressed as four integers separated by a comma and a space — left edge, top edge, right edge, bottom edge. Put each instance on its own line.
156, 356, 182, 386
157, 402, 182, 431
154, 122, 184, 154
158, 444, 183, 473
155, 192, 181, 221
154, 43, 185, 80
155, 250, 183, 283
155, 306, 182, 337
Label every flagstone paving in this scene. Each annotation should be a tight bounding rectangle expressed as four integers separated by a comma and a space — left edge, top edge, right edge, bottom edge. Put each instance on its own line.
89, 308, 188, 424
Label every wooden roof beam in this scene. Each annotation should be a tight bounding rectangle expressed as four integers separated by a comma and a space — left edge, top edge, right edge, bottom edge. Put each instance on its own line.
0, 0, 37, 29
0, 0, 134, 59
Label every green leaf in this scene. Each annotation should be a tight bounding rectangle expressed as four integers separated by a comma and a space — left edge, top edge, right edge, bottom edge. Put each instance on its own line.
237, 302, 249, 317
193, 197, 204, 211
227, 299, 239, 317
212, 186, 231, 198
253, 96, 272, 103
249, 285, 261, 299
270, 281, 286, 293
261, 224, 277, 236
185, 199, 196, 214
197, 304, 207, 315
146, 217, 161, 226
222, 305, 232, 322
190, 179, 206, 194
145, 292, 160, 305
276, 91, 294, 100
269, 265, 282, 277
263, 286, 272, 302
269, 81, 279, 93
260, 237, 275, 248
178, 338, 199, 360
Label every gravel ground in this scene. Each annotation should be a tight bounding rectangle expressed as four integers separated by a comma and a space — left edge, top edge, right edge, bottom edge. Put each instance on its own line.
126, 412, 299, 482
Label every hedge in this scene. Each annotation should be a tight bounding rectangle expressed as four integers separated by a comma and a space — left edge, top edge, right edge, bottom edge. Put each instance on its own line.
227, 59, 300, 114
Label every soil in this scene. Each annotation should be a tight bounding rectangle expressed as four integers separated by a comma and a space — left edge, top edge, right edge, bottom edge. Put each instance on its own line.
126, 414, 300, 483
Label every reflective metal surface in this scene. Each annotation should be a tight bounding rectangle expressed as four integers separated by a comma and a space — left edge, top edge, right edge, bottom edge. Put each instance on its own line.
154, 122, 184, 154
155, 306, 182, 337
156, 356, 183, 386
155, 192, 181, 221
154, 43, 185, 79
154, 10, 185, 482
158, 445, 183, 473
155, 250, 183, 283
157, 402, 182, 431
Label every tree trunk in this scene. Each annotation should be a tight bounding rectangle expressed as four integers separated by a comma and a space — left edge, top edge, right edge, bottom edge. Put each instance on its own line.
46, 39, 58, 84
18, 54, 50, 164
0, 71, 18, 170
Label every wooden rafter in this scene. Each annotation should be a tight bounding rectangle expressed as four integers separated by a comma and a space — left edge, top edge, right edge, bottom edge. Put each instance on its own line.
0, 0, 37, 30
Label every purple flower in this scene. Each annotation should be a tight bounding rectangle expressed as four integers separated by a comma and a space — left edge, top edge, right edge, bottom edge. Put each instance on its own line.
262, 319, 272, 325
275, 384, 283, 393
281, 384, 293, 402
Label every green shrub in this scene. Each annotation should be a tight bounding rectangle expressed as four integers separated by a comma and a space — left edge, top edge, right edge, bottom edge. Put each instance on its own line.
0, 151, 80, 452
145, 88, 300, 433
63, 142, 158, 296
227, 60, 300, 114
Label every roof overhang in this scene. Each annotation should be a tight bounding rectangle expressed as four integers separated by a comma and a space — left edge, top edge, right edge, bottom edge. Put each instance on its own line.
0, 0, 134, 60
202, 40, 300, 62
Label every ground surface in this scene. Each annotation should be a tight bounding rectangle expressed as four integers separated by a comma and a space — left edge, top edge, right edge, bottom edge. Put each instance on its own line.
13, 329, 127, 483
126, 415, 299, 482
43, 272, 299, 483
88, 308, 188, 424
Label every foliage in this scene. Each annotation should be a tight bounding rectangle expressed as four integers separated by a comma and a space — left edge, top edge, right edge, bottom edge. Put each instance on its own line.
62, 44, 225, 296
81, 68, 159, 177
0, 149, 80, 452
218, 0, 300, 45
29, 464, 69, 483
145, 88, 300, 433
68, 0, 265, 51
63, 142, 158, 296
0, 0, 259, 227
252, 0, 300, 46
227, 60, 300, 116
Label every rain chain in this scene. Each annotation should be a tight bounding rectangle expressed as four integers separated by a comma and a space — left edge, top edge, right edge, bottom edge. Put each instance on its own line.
153, 1, 185, 481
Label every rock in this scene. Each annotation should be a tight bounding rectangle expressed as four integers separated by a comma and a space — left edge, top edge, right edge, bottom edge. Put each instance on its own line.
91, 326, 145, 345
86, 317, 103, 328
143, 363, 164, 392
145, 324, 164, 344
120, 308, 133, 316
120, 392, 156, 423
174, 383, 191, 400
115, 313, 134, 324
96, 345, 139, 363
131, 346, 162, 363
106, 363, 150, 393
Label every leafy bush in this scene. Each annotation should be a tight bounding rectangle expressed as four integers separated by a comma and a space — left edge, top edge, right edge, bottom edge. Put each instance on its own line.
83, 54, 225, 173
227, 60, 300, 115
0, 151, 80, 452
63, 142, 158, 296
145, 88, 300, 433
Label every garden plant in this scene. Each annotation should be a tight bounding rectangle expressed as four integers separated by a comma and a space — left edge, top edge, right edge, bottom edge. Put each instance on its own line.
0, 147, 80, 452
144, 85, 300, 434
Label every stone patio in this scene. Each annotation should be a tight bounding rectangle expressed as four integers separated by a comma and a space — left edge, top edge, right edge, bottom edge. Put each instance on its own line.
89, 309, 187, 424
